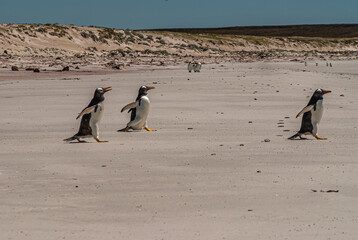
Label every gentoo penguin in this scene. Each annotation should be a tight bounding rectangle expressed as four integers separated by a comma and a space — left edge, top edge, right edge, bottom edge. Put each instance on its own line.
118, 86, 156, 132
64, 87, 112, 142
288, 88, 331, 140
188, 62, 194, 72
193, 62, 202, 72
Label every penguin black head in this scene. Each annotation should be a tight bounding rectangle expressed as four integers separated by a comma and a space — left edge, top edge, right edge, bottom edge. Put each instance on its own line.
137, 85, 155, 99
139, 85, 155, 94
313, 88, 331, 98
94, 87, 112, 101
307, 88, 331, 105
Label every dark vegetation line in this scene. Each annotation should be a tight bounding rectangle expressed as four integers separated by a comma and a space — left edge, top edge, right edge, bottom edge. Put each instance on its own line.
140, 24, 358, 38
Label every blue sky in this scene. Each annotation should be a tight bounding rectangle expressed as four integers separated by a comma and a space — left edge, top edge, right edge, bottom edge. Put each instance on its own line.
0, 0, 357, 29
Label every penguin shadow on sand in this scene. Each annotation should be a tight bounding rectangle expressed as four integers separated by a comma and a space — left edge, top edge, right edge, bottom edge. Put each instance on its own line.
288, 88, 331, 140
288, 137, 314, 141
117, 85, 157, 133
68, 141, 92, 144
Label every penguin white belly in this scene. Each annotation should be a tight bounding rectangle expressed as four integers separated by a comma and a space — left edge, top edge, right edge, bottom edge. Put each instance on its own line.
90, 103, 104, 138
311, 100, 324, 124
311, 99, 323, 135
129, 96, 150, 130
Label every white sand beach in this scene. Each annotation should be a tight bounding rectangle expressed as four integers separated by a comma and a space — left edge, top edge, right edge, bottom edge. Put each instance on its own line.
0, 60, 357, 240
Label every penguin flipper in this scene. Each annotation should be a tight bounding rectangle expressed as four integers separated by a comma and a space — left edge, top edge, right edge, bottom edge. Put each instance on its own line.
76, 105, 96, 119
121, 102, 137, 112
296, 105, 314, 118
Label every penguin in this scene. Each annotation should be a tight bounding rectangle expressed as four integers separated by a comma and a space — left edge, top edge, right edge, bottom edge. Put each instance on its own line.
193, 62, 202, 72
188, 62, 194, 72
118, 86, 156, 132
288, 88, 331, 140
64, 87, 112, 142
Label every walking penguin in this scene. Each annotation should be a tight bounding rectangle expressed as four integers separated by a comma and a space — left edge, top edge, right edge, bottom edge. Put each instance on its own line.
288, 89, 331, 140
118, 86, 156, 132
64, 87, 112, 142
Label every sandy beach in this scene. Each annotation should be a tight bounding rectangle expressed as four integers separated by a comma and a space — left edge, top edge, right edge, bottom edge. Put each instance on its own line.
0, 61, 357, 240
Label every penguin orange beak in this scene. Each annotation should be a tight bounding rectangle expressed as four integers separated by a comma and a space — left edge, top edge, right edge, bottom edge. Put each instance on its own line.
147, 86, 155, 90
323, 90, 331, 94
103, 87, 112, 92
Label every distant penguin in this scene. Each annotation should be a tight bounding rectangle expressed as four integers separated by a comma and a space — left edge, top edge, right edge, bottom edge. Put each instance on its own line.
194, 62, 202, 72
288, 89, 331, 140
64, 87, 112, 142
118, 86, 156, 132
188, 62, 194, 72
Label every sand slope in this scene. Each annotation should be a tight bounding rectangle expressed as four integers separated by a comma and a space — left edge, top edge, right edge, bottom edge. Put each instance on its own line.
1, 23, 358, 58
0, 61, 357, 240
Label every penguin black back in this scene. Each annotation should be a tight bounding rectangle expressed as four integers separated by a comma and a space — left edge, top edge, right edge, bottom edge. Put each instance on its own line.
298, 111, 313, 134
77, 114, 92, 136
130, 108, 137, 121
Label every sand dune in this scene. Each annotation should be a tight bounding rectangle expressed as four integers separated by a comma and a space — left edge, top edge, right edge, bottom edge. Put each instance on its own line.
1, 23, 358, 66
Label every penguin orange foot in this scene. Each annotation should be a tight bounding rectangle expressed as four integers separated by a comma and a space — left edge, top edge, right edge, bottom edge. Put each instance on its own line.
145, 127, 157, 131
314, 135, 327, 140
117, 126, 131, 132
96, 138, 108, 143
